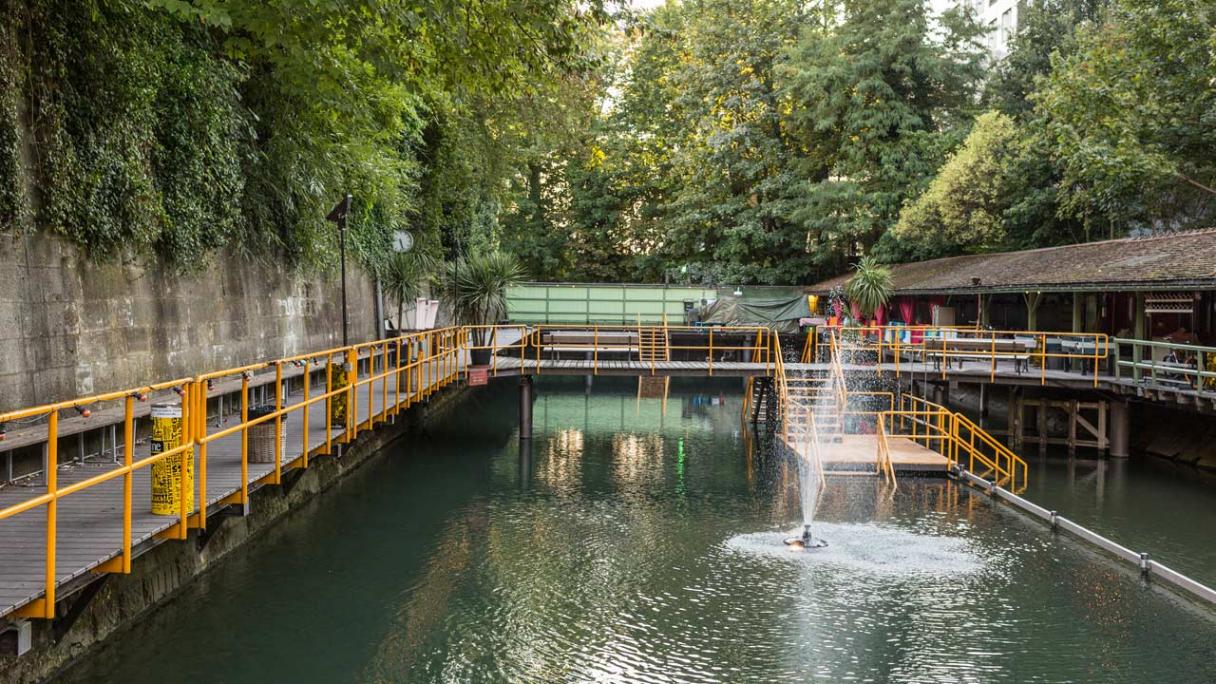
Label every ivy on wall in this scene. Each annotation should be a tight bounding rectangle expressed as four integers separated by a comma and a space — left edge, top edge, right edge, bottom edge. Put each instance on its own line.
0, 0, 606, 274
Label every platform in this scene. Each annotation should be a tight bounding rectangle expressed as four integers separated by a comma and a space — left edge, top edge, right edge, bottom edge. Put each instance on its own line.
782, 434, 950, 475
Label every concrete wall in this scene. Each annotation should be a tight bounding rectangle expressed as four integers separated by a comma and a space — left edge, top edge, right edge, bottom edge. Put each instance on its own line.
0, 232, 379, 412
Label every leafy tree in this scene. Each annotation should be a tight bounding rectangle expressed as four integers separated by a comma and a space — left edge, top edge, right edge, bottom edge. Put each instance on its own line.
891, 111, 1018, 257
984, 0, 1109, 117
1033, 0, 1216, 234
782, 0, 986, 269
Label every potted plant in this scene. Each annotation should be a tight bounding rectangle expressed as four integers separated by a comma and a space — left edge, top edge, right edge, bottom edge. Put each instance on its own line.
846, 256, 893, 321
446, 251, 522, 366
382, 250, 437, 335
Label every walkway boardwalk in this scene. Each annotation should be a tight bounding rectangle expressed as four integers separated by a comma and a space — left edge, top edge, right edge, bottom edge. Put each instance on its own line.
0, 359, 447, 618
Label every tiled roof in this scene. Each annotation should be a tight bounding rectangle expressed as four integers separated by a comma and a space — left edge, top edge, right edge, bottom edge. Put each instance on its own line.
808, 230, 1216, 294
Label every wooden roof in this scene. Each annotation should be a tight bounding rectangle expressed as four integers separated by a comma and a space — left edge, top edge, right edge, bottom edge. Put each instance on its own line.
809, 230, 1216, 295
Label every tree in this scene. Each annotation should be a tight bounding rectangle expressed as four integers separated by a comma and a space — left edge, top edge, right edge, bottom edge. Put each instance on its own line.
445, 252, 523, 345
1033, 0, 1216, 235
891, 112, 1018, 258
782, 0, 987, 268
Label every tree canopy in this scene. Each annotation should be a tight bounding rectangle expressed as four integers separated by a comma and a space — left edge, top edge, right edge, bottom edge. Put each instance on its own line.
1, 0, 1209, 283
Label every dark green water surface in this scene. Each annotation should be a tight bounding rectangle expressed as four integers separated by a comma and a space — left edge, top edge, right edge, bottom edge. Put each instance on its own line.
61, 378, 1216, 683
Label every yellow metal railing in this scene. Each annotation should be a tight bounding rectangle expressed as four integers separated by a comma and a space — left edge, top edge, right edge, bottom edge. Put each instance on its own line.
816, 324, 1110, 387
891, 394, 1028, 491
0, 327, 464, 620
516, 323, 775, 376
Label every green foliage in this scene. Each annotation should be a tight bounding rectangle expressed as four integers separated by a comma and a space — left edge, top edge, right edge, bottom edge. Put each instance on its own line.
1033, 0, 1216, 233
23, 1, 248, 262
381, 250, 439, 328
892, 112, 1018, 257
783, 0, 986, 268
1, 0, 609, 272
845, 256, 893, 318
445, 251, 522, 342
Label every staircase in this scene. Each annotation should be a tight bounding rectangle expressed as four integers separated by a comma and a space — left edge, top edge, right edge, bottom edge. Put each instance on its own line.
638, 324, 670, 364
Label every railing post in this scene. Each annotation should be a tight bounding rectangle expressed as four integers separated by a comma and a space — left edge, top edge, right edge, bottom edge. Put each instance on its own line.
43, 410, 59, 618
708, 328, 714, 376
274, 362, 283, 484
347, 347, 358, 441
122, 395, 134, 573
194, 379, 208, 530
366, 346, 375, 427
1133, 339, 1143, 382
302, 361, 311, 468
381, 342, 389, 423
177, 381, 191, 539
242, 371, 251, 499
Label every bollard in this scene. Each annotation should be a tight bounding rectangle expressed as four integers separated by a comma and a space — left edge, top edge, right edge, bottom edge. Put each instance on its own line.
150, 403, 192, 515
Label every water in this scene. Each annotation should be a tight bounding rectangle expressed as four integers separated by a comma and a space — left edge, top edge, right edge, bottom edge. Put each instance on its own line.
61, 378, 1216, 683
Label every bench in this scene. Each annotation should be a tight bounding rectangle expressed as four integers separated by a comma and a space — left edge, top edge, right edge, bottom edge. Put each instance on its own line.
924, 339, 1032, 374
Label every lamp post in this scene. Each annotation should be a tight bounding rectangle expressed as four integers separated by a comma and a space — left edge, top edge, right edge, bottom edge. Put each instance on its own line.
326, 194, 353, 346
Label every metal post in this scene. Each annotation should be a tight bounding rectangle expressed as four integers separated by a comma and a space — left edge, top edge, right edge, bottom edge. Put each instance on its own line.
519, 375, 534, 440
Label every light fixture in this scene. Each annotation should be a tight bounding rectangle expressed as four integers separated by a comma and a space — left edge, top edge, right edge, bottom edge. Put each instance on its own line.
73, 406, 91, 418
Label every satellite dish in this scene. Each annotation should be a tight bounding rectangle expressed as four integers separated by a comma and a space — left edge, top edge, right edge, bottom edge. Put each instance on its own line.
392, 230, 414, 253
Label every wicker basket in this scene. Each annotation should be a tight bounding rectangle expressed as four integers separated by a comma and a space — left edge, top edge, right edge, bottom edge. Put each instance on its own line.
248, 407, 284, 464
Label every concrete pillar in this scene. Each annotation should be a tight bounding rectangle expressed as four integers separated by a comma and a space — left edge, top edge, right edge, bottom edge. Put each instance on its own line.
519, 375, 534, 440
1110, 399, 1130, 458
979, 383, 989, 418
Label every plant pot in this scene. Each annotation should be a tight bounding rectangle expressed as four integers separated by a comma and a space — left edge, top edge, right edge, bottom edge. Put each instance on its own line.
470, 348, 492, 366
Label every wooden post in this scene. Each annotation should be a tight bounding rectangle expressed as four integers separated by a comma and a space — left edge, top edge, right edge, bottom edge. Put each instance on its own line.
1037, 398, 1048, 455
1072, 292, 1084, 333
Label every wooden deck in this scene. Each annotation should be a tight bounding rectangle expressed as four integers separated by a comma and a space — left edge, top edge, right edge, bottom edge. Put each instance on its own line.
783, 434, 950, 475
0, 359, 450, 619
484, 356, 796, 377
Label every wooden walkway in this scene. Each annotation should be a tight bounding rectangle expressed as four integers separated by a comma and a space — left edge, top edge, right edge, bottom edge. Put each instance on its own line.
783, 434, 950, 475
0, 359, 450, 619
484, 356, 797, 377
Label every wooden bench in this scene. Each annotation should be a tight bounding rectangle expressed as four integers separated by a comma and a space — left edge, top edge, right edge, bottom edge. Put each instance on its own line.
925, 338, 1032, 374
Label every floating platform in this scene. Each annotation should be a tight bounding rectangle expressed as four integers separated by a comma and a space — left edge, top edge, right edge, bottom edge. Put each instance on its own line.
783, 434, 950, 475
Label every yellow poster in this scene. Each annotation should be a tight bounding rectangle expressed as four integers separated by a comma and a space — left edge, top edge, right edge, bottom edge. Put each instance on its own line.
150, 403, 193, 515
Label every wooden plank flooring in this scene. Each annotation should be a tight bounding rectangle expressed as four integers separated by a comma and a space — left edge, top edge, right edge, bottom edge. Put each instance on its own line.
0, 358, 455, 618
783, 434, 950, 474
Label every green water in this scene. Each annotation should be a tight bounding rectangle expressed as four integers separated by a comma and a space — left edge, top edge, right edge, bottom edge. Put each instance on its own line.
61, 378, 1216, 683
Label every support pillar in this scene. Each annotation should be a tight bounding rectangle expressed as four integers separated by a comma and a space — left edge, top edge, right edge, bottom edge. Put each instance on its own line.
1132, 293, 1146, 381
979, 383, 989, 418
1072, 292, 1084, 333
519, 375, 533, 440
1110, 399, 1130, 458
1008, 387, 1024, 449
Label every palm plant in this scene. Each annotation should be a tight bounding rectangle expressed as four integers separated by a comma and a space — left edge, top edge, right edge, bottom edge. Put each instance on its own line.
382, 251, 437, 332
445, 251, 522, 347
845, 256, 893, 320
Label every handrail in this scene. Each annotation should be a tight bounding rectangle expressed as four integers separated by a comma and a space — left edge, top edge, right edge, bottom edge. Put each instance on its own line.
1112, 336, 1216, 391
0, 326, 464, 620
819, 324, 1110, 387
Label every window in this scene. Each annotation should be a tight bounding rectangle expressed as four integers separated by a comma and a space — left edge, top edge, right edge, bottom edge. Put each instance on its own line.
1000, 8, 1013, 47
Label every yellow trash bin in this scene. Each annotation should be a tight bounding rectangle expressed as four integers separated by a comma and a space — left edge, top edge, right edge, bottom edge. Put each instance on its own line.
330, 362, 351, 429
150, 403, 193, 515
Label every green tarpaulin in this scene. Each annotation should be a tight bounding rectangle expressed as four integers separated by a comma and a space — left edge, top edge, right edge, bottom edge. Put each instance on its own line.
700, 295, 810, 332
